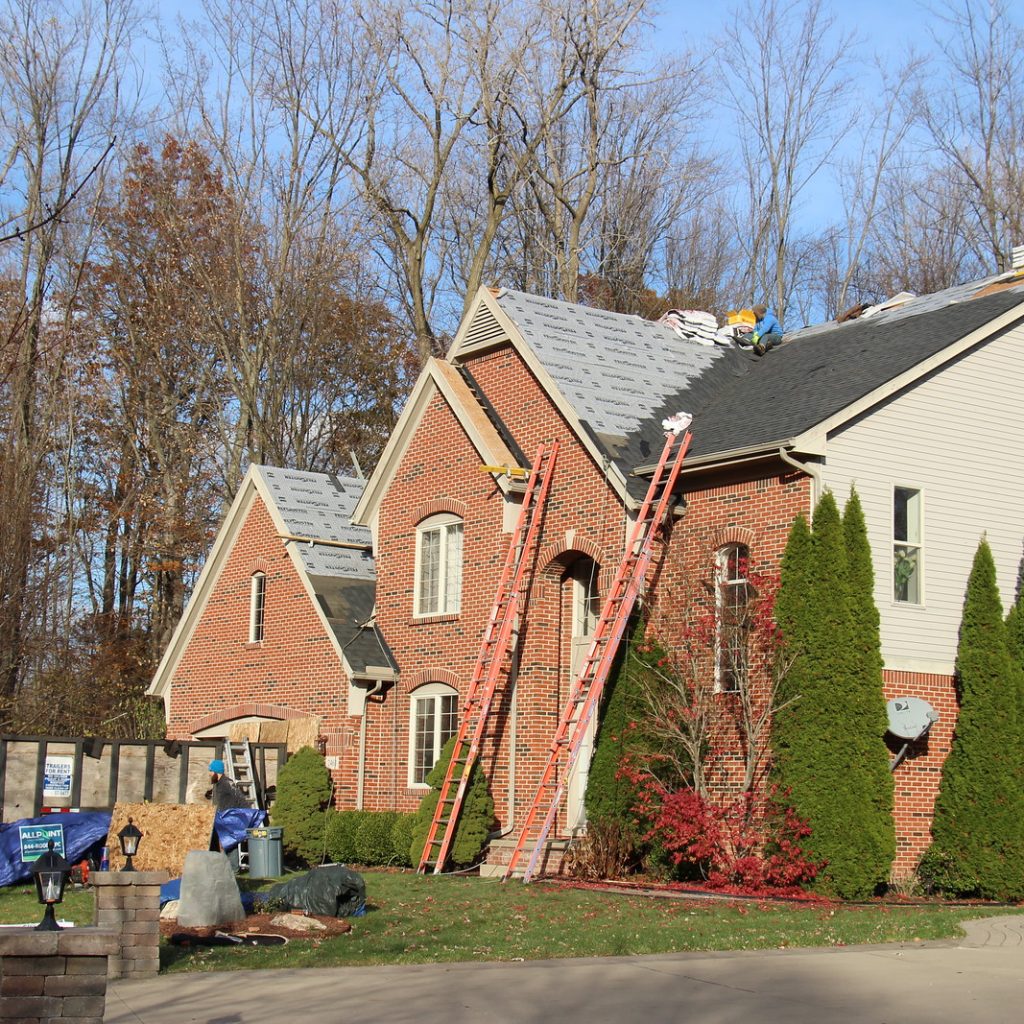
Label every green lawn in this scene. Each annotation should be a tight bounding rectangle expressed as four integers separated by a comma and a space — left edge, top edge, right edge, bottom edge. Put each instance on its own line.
0, 883, 95, 928
1, 872, 1018, 974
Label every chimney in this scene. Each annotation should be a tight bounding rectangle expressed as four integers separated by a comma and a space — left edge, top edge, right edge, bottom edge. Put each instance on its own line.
1012, 244, 1024, 272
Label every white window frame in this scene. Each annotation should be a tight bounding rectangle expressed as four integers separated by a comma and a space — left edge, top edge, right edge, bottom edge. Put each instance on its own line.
408, 683, 459, 788
249, 571, 266, 643
893, 486, 924, 605
715, 544, 750, 693
414, 513, 463, 617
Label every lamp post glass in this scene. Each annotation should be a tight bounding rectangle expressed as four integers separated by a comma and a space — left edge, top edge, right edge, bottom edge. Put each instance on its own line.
32, 840, 70, 931
118, 817, 143, 871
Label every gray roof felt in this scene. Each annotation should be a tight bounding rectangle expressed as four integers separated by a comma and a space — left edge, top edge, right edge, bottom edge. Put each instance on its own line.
254, 466, 374, 579
495, 289, 724, 443
310, 574, 397, 674
615, 285, 1024, 472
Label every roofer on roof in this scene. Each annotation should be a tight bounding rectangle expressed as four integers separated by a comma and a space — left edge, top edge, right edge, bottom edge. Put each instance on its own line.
751, 305, 783, 356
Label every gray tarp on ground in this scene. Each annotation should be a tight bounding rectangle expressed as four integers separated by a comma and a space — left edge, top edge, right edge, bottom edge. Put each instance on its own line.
262, 864, 366, 917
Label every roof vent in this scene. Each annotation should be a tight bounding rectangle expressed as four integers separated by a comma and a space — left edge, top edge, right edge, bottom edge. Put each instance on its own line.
1012, 244, 1024, 272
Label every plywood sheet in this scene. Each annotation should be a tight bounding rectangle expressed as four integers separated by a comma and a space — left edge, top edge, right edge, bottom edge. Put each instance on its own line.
258, 721, 289, 745
286, 717, 320, 753
228, 721, 258, 743
107, 802, 215, 875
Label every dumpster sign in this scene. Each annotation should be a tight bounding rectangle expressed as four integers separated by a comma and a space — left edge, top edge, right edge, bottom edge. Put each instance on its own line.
19, 823, 66, 863
43, 755, 74, 799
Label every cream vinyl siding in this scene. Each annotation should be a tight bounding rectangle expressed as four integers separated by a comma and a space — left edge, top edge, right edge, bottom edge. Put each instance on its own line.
820, 323, 1024, 674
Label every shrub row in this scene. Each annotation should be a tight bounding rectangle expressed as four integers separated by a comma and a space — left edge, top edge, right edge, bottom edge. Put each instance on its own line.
324, 809, 418, 867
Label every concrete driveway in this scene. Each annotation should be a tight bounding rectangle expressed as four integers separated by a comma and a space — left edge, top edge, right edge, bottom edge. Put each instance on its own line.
104, 915, 1024, 1024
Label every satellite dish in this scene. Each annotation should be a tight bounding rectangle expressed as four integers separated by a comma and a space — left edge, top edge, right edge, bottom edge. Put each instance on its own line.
886, 697, 939, 741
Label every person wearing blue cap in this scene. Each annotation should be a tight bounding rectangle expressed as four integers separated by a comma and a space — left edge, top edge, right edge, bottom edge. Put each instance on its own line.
205, 757, 251, 810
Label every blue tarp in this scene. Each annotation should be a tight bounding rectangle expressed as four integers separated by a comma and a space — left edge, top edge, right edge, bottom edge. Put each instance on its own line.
0, 812, 110, 887
0, 808, 267, 888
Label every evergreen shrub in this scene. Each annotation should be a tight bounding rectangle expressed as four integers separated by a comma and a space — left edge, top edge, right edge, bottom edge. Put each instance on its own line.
356, 811, 400, 865
409, 736, 495, 868
390, 812, 417, 867
924, 538, 1024, 899
326, 809, 373, 864
270, 746, 333, 868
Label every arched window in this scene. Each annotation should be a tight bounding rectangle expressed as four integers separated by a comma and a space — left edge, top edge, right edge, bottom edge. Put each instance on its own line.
249, 572, 267, 643
716, 544, 751, 692
409, 683, 459, 786
415, 514, 463, 616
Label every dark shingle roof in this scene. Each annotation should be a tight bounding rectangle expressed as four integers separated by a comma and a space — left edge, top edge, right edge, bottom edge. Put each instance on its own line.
310, 574, 397, 675
617, 285, 1024, 477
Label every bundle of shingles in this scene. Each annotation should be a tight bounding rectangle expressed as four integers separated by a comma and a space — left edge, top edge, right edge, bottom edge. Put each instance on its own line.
657, 309, 720, 346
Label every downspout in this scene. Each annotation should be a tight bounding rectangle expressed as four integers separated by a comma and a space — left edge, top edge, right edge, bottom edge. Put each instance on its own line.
778, 446, 822, 513
356, 680, 385, 811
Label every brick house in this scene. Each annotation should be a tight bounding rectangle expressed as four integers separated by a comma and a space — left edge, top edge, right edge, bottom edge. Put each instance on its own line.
150, 271, 1024, 875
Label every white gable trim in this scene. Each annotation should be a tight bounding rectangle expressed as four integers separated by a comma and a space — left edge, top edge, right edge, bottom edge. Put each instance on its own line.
148, 466, 359, 717
352, 354, 522, 529
450, 289, 634, 504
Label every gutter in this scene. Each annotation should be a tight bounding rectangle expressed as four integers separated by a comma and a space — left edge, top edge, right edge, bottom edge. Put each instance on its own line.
778, 447, 822, 512
632, 440, 789, 479
356, 679, 385, 810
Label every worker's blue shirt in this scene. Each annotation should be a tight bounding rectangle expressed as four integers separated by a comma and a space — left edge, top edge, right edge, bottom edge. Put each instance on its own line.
756, 309, 783, 336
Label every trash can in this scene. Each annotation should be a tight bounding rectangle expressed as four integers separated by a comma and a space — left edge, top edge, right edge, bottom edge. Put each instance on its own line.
246, 826, 283, 878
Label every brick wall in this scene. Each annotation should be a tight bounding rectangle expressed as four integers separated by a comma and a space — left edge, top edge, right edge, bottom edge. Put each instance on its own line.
883, 669, 957, 875
166, 494, 361, 802
92, 870, 168, 979
0, 928, 118, 1023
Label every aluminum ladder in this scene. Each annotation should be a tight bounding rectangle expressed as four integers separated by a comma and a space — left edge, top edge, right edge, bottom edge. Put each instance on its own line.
418, 442, 559, 873
223, 738, 260, 809
501, 426, 692, 883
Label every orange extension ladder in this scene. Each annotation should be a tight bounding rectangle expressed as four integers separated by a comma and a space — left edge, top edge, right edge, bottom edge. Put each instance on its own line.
418, 442, 560, 874
501, 424, 693, 883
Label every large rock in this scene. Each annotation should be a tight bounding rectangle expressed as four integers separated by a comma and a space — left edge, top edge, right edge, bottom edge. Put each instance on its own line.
176, 850, 245, 928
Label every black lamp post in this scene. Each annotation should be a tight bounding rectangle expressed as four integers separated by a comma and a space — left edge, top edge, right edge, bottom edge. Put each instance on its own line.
32, 840, 70, 931
118, 817, 142, 871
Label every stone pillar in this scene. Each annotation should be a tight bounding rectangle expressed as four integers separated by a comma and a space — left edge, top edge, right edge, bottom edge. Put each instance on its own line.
0, 927, 118, 1023
91, 869, 169, 979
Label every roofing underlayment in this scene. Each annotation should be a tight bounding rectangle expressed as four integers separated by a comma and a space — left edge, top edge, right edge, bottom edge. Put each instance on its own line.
253, 466, 394, 674
255, 466, 374, 579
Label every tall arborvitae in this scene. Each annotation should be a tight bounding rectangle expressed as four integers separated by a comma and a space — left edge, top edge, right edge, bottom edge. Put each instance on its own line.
773, 493, 894, 898
924, 539, 1024, 899
772, 512, 815, 790
585, 629, 655, 827
841, 489, 896, 891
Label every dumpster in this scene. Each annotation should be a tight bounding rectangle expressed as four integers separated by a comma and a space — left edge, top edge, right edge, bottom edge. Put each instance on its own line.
246, 826, 283, 878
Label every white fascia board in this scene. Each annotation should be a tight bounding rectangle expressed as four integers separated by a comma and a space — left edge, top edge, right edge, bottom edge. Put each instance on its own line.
806, 301, 1024, 443
453, 288, 634, 505
148, 468, 262, 707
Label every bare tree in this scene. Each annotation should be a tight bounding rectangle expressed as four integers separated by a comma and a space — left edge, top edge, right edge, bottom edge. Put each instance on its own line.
915, 0, 1024, 274
720, 0, 854, 324
164, 0, 408, 496
0, 0, 139, 722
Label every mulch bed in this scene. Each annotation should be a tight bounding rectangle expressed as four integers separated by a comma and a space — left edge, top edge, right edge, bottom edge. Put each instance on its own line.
160, 912, 353, 943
